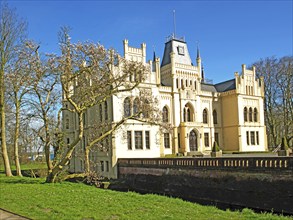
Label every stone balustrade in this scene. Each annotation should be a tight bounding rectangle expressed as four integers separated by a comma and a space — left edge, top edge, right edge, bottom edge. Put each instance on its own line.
118, 157, 293, 173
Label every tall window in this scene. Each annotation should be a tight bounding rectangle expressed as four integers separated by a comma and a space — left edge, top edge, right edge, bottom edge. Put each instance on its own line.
164, 133, 170, 148
213, 110, 218, 124
100, 161, 104, 172
256, 131, 259, 145
254, 108, 258, 122
178, 133, 181, 148
204, 133, 209, 147
246, 131, 250, 145
135, 131, 143, 149
203, 109, 208, 124
249, 107, 253, 122
104, 101, 108, 120
124, 97, 131, 117
99, 104, 103, 121
162, 106, 169, 122
194, 81, 197, 90
187, 108, 191, 121
145, 131, 150, 149
127, 131, 132, 150
106, 161, 109, 172
181, 79, 184, 89
250, 131, 255, 145
215, 133, 219, 145
244, 107, 248, 122
144, 99, 150, 118
183, 104, 192, 122
65, 118, 69, 129
133, 98, 139, 115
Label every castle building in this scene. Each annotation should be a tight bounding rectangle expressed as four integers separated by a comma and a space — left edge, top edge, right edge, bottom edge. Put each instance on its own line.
65, 36, 267, 178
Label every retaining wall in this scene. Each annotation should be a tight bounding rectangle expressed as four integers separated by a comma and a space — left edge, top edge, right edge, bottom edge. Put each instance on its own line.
111, 157, 293, 215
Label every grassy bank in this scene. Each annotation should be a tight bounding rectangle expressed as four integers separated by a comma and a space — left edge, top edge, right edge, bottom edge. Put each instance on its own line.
0, 162, 47, 172
0, 175, 291, 220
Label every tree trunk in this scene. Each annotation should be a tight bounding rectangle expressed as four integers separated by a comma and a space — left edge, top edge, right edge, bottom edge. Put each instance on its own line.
0, 66, 12, 177
46, 170, 58, 183
84, 147, 90, 174
14, 99, 22, 176
43, 116, 52, 172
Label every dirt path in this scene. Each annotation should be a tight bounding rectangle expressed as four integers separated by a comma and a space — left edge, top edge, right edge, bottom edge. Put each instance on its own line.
0, 209, 30, 220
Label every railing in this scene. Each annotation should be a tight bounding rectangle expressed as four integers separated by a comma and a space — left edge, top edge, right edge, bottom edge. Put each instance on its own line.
118, 157, 293, 172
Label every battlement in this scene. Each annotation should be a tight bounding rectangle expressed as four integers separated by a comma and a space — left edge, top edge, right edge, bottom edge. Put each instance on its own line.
123, 39, 146, 63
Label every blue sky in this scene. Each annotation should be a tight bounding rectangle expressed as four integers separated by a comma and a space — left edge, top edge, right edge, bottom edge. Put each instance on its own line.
5, 0, 293, 83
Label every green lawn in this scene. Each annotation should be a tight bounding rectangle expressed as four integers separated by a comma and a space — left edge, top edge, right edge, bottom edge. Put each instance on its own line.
0, 175, 291, 220
0, 162, 47, 172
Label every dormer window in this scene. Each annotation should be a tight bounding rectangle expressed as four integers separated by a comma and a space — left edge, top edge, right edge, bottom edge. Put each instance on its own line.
177, 46, 185, 55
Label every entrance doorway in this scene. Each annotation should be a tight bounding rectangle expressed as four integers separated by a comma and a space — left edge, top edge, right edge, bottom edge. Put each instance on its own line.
189, 130, 198, 151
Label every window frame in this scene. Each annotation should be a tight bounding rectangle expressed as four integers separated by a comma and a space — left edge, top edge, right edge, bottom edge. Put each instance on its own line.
145, 131, 150, 149
124, 97, 131, 117
134, 131, 143, 149
127, 131, 132, 150
162, 106, 169, 122
164, 133, 170, 148
204, 133, 209, 147
213, 110, 218, 124
203, 109, 208, 124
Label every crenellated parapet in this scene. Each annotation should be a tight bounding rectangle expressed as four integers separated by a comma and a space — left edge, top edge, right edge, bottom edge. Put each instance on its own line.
234, 64, 264, 97
123, 39, 146, 63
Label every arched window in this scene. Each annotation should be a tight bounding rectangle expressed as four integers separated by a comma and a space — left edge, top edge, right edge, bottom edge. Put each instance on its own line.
203, 109, 208, 124
213, 110, 218, 124
99, 104, 103, 121
143, 99, 150, 118
124, 97, 131, 117
249, 107, 253, 122
244, 107, 248, 122
183, 103, 194, 122
187, 108, 191, 121
104, 101, 108, 120
162, 106, 169, 122
133, 98, 139, 115
183, 105, 191, 122
254, 108, 258, 122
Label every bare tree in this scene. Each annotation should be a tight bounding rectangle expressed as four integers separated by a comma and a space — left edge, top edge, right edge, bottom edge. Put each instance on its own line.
0, 3, 27, 176
252, 56, 293, 149
22, 28, 170, 183
5, 42, 37, 176
26, 42, 60, 176
48, 28, 172, 182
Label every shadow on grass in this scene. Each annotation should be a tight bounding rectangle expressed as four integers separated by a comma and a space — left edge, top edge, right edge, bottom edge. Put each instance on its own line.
0, 177, 44, 184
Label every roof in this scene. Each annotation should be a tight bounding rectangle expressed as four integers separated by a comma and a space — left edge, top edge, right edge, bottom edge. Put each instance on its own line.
201, 83, 217, 92
214, 79, 236, 92
161, 37, 192, 67
200, 79, 236, 93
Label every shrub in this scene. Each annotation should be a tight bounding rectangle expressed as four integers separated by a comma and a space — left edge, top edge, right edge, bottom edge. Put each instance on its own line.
280, 137, 289, 150
212, 141, 220, 152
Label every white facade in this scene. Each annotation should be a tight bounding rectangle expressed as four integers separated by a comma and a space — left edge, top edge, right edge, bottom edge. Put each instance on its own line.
65, 36, 267, 178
